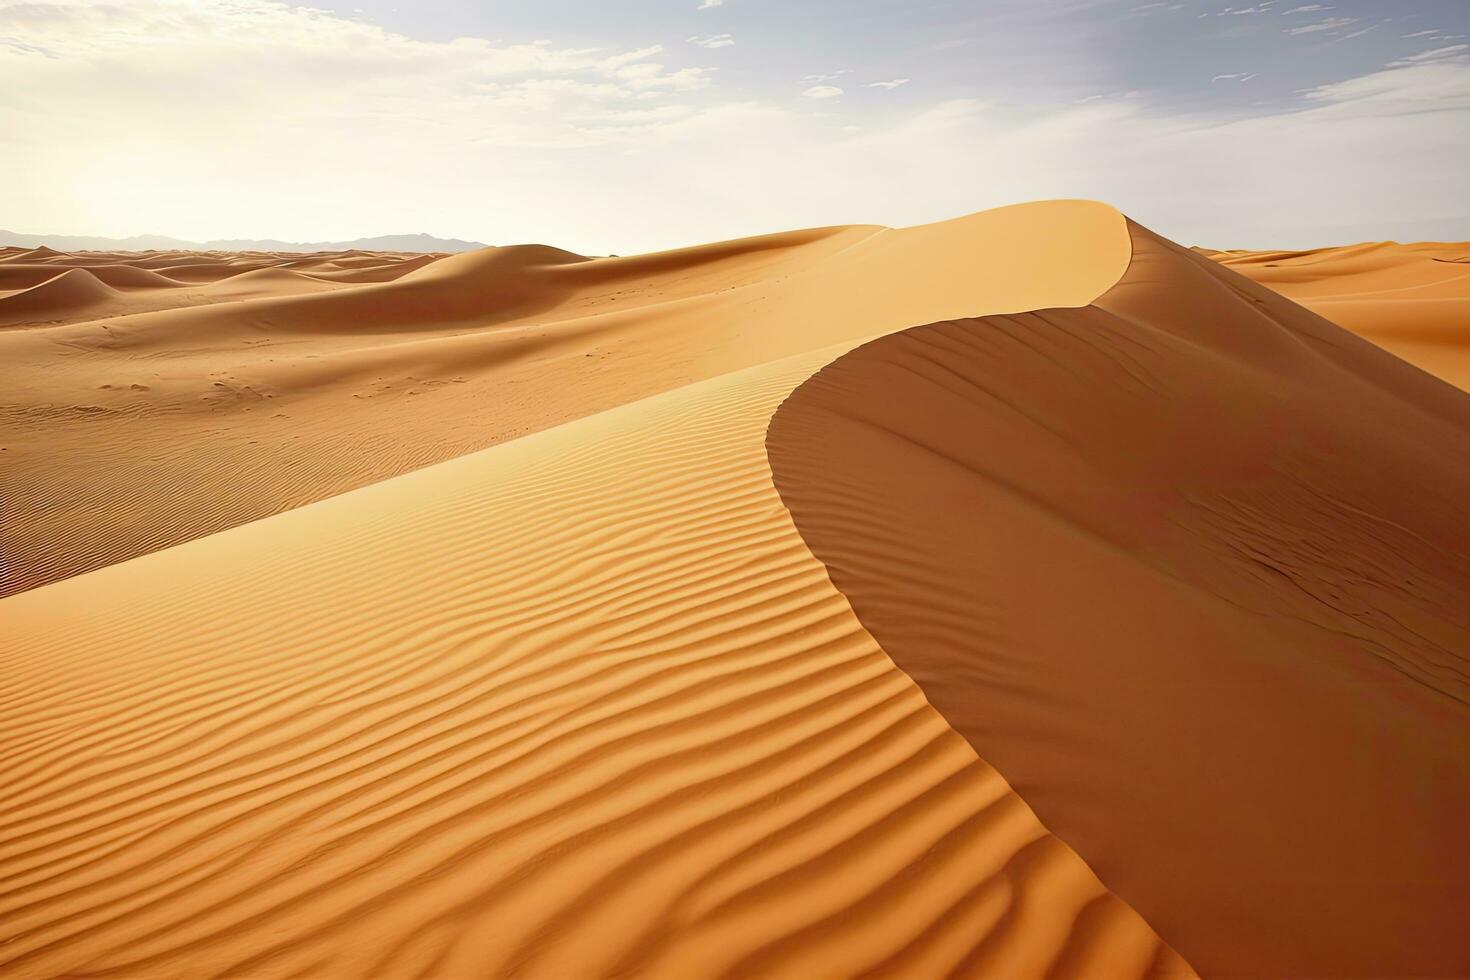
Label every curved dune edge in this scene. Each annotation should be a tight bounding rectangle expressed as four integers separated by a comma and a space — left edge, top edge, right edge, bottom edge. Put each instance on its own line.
766, 221, 1470, 976
1, 200, 1128, 597
0, 338, 1191, 976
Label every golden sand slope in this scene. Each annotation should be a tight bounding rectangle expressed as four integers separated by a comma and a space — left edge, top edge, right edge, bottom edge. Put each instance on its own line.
0, 304, 1191, 973
0, 202, 1126, 596
767, 223, 1470, 976
1206, 240, 1470, 391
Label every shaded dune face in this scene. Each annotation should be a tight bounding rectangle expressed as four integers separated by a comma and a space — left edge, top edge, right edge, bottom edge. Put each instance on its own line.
766, 222, 1470, 976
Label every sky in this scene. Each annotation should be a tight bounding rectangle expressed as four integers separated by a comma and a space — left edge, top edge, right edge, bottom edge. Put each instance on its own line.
1, 0, 1467, 253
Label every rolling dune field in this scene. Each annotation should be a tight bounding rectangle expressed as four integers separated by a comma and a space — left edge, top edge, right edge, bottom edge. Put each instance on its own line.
2, 201, 1467, 978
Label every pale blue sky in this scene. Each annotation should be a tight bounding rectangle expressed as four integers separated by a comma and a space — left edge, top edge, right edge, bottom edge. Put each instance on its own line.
2, 0, 1466, 251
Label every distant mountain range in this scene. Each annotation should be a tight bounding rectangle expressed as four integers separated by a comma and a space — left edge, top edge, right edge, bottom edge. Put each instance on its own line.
0, 230, 488, 254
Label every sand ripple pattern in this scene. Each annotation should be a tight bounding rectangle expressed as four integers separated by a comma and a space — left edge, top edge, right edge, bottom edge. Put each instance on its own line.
0, 344, 1186, 978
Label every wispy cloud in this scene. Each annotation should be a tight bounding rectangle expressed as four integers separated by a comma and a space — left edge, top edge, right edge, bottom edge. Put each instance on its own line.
1389, 44, 1469, 67
866, 79, 910, 90
1284, 16, 1358, 35
1213, 72, 1260, 81
1280, 4, 1334, 13
802, 84, 844, 99
696, 0, 723, 8
687, 33, 734, 49
802, 71, 848, 83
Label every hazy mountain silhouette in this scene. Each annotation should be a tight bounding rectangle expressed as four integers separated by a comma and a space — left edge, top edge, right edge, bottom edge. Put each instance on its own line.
0, 230, 487, 254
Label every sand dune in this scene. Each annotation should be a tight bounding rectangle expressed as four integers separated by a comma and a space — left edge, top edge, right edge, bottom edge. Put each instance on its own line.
2, 200, 1464, 977
767, 221, 1470, 976
0, 257, 1189, 974
0, 201, 1127, 596
0, 246, 435, 328
0, 268, 121, 325
1210, 239, 1470, 391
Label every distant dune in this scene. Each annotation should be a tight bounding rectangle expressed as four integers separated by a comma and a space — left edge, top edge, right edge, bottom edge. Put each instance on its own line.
1206, 240, 1470, 391
1, 201, 1466, 978
0, 230, 487, 254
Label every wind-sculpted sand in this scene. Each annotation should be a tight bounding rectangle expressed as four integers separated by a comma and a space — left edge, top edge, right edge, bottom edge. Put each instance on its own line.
2, 199, 1465, 978
767, 222, 1470, 976
0, 308, 1190, 974
0, 202, 1125, 596
0, 204, 1193, 976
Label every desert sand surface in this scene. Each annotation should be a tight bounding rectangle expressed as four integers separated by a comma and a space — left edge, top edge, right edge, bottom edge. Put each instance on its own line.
768, 222, 1470, 976
0, 245, 436, 327
0, 201, 1126, 596
1, 199, 1466, 978
1205, 240, 1470, 391
0, 202, 1197, 977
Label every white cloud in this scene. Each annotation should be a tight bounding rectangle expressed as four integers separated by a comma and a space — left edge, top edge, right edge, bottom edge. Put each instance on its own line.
1389, 44, 1469, 66
1281, 4, 1334, 13
687, 33, 734, 49
0, 0, 1465, 254
802, 85, 844, 99
697, 0, 723, 8
1213, 72, 1259, 81
1402, 30, 1441, 39
866, 79, 910, 90
1284, 16, 1357, 35
802, 71, 848, 83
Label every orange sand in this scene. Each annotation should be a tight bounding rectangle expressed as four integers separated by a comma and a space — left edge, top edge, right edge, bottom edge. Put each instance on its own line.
0, 203, 1195, 977
2, 200, 1465, 977
1206, 240, 1470, 391
1, 203, 1125, 596
768, 222, 1470, 976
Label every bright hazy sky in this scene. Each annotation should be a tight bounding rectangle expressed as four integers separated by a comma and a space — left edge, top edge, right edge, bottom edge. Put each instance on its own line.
2, 0, 1467, 252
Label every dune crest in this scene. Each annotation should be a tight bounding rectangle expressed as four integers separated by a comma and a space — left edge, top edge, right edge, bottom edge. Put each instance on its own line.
766, 221, 1470, 975
0, 200, 1128, 596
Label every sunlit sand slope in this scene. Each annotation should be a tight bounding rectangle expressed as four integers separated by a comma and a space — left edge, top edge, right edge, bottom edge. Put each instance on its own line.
1207, 240, 1470, 391
0, 201, 1127, 595
767, 222, 1470, 976
0, 335, 1188, 977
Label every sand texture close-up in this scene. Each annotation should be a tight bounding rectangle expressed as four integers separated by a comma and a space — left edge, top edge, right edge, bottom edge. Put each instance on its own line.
2, 201, 1468, 978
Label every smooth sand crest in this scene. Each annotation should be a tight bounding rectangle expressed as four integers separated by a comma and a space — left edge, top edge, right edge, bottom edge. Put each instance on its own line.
0, 201, 1128, 596
0, 328, 1190, 976
766, 222, 1470, 976
1209, 240, 1470, 391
